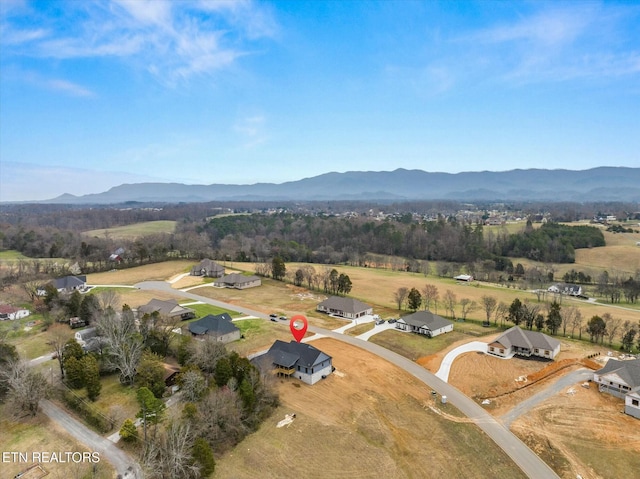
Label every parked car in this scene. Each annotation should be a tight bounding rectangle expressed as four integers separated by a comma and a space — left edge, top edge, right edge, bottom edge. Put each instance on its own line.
375, 319, 385, 325
269, 313, 278, 322
387, 318, 397, 323
279, 316, 287, 321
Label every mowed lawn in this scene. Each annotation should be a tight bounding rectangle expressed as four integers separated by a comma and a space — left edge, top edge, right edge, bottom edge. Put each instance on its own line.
83, 220, 177, 239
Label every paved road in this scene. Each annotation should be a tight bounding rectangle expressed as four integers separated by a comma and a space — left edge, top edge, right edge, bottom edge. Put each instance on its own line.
40, 400, 142, 478
501, 369, 594, 427
136, 280, 560, 479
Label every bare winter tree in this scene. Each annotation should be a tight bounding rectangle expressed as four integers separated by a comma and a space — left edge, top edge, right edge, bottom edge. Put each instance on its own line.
46, 323, 71, 378
571, 309, 584, 339
480, 295, 497, 326
0, 360, 49, 417
393, 287, 409, 311
560, 306, 578, 337
187, 338, 227, 374
603, 313, 623, 347
97, 289, 120, 312
442, 290, 457, 319
421, 284, 439, 312
459, 298, 476, 321
142, 420, 201, 479
95, 310, 143, 384
495, 302, 509, 327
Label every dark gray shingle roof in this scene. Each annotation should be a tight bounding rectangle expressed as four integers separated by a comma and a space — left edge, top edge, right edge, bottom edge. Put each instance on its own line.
400, 311, 453, 330
188, 313, 238, 336
317, 296, 372, 315
265, 340, 331, 369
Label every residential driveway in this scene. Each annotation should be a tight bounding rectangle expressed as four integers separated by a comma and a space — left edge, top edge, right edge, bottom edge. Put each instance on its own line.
40, 400, 142, 478
500, 369, 594, 427
355, 321, 398, 340
435, 341, 488, 382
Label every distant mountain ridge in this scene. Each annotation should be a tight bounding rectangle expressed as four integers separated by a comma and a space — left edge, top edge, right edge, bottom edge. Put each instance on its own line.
43, 167, 640, 204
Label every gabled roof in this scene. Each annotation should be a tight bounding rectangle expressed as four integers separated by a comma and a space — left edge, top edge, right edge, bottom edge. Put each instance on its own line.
194, 259, 224, 273
317, 296, 372, 314
53, 275, 87, 290
138, 299, 193, 317
214, 273, 260, 285
265, 340, 331, 369
494, 326, 560, 351
399, 311, 453, 330
188, 313, 238, 336
595, 358, 640, 390
76, 327, 97, 340
0, 304, 25, 314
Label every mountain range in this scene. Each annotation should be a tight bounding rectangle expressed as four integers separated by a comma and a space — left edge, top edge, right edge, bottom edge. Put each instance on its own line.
44, 167, 640, 204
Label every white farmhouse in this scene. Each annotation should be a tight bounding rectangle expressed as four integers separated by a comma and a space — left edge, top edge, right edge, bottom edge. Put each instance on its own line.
593, 358, 640, 420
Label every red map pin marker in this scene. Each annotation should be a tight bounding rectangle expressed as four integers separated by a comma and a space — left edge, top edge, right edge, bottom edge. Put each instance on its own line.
290, 315, 308, 342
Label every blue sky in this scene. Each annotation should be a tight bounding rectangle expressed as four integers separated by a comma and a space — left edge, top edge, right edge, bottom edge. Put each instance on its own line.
1, 0, 639, 201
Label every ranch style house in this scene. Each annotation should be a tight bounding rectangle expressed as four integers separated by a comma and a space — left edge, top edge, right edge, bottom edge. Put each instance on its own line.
37, 275, 87, 295
488, 326, 561, 360
593, 358, 640, 419
137, 299, 196, 321
395, 311, 454, 337
213, 273, 261, 289
260, 340, 333, 385
316, 296, 373, 319
186, 313, 240, 344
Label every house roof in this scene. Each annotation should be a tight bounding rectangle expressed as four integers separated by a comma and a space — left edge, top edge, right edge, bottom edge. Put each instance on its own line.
548, 283, 581, 293
188, 313, 238, 336
494, 326, 560, 351
317, 296, 372, 315
193, 259, 224, 273
76, 327, 97, 340
265, 340, 331, 369
595, 358, 640, 390
399, 311, 453, 330
53, 275, 86, 290
214, 273, 260, 285
0, 304, 25, 314
138, 299, 193, 317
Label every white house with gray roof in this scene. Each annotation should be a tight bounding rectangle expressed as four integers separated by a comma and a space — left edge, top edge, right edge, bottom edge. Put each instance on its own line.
594, 358, 640, 419
395, 311, 454, 337
260, 340, 333, 385
190, 259, 225, 278
213, 273, 261, 289
488, 326, 561, 360
316, 296, 372, 319
137, 299, 195, 321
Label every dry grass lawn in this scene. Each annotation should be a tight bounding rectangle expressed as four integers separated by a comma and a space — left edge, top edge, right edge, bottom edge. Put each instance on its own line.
83, 220, 177, 240
0, 407, 114, 479
214, 338, 527, 479
87, 260, 194, 285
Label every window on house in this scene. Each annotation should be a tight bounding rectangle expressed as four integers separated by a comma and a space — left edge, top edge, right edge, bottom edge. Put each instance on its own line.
500, 349, 504, 354
632, 399, 639, 407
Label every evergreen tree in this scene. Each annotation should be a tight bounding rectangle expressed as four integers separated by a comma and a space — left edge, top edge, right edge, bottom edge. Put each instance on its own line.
83, 355, 102, 401
214, 357, 233, 387
64, 356, 85, 389
119, 419, 138, 443
192, 437, 216, 476
271, 256, 286, 281
545, 302, 562, 335
407, 288, 422, 311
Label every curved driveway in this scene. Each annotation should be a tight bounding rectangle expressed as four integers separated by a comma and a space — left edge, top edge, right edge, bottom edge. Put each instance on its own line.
136, 280, 559, 479
435, 341, 488, 382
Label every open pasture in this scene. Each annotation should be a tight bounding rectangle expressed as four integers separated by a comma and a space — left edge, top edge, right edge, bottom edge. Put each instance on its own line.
82, 220, 177, 239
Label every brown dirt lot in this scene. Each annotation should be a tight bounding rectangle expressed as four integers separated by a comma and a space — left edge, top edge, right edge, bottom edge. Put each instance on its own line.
87, 260, 194, 285
417, 336, 640, 478
214, 338, 527, 479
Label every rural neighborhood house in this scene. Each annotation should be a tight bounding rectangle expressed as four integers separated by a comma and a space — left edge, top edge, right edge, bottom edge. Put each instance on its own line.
213, 273, 261, 289
260, 340, 333, 385
593, 358, 640, 419
395, 311, 454, 337
137, 298, 196, 321
37, 275, 87, 295
547, 283, 583, 296
186, 313, 240, 343
190, 258, 225, 277
0, 304, 30, 320
316, 296, 373, 319
488, 326, 561, 360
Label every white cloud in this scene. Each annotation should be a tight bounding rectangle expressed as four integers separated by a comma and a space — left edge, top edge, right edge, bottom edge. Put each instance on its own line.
234, 115, 268, 148
1, 0, 278, 85
47, 79, 95, 97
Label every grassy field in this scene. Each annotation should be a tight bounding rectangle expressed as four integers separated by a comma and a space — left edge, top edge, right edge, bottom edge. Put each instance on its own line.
215, 338, 527, 479
87, 260, 194, 285
0, 405, 114, 479
83, 220, 177, 239
180, 302, 241, 319
228, 318, 295, 356
0, 249, 67, 264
